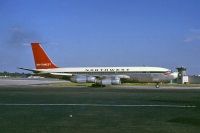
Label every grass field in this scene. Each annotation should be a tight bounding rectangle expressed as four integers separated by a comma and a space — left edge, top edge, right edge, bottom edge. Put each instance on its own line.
0, 86, 200, 133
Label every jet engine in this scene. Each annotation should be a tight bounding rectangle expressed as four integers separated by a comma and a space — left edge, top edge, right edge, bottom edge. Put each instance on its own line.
86, 76, 96, 83
70, 75, 96, 83
97, 78, 121, 85
70, 75, 86, 83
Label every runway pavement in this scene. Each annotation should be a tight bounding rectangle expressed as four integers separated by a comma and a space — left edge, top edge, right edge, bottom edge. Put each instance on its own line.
0, 78, 67, 86
1, 78, 200, 90
0, 82, 200, 133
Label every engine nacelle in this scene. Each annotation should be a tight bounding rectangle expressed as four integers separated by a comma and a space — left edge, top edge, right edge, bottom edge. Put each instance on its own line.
70, 76, 96, 83
86, 76, 96, 83
97, 78, 121, 85
70, 75, 86, 83
111, 78, 121, 85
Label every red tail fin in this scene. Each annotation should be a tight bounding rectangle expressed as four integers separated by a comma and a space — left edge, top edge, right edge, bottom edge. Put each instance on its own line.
31, 42, 58, 69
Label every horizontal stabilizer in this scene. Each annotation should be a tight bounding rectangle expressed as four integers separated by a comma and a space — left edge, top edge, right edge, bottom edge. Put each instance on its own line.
18, 67, 37, 72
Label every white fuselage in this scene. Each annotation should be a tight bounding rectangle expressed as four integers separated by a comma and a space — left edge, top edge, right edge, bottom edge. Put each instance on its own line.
36, 66, 170, 73
35, 66, 178, 83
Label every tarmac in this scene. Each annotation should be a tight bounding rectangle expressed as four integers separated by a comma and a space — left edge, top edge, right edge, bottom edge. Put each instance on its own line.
0, 78, 67, 86
1, 78, 200, 90
0, 78, 200, 133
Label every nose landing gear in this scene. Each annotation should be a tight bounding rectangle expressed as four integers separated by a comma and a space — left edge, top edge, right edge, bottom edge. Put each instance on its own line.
156, 83, 160, 88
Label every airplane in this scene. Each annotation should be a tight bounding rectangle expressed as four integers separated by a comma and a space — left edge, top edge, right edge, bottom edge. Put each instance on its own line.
19, 42, 178, 87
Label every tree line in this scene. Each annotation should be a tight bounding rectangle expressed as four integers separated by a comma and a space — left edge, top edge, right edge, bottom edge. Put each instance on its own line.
0, 71, 31, 77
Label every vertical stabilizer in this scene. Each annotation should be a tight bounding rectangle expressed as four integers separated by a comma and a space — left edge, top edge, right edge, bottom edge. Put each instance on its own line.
31, 42, 58, 69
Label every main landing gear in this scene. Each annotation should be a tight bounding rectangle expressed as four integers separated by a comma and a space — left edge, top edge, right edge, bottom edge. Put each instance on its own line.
91, 83, 106, 87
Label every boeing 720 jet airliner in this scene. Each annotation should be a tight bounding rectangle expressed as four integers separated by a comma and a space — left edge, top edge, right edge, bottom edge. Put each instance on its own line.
20, 43, 178, 87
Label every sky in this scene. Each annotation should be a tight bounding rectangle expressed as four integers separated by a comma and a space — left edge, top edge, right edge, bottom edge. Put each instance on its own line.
0, 0, 200, 74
